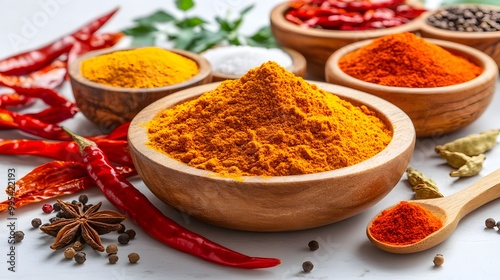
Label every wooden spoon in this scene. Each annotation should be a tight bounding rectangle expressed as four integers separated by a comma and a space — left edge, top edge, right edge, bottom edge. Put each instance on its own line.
366, 168, 500, 254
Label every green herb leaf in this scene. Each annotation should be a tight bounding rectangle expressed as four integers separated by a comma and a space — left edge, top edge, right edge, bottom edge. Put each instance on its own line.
177, 17, 206, 28
189, 30, 226, 53
176, 0, 195, 11
130, 35, 157, 47
122, 24, 158, 36
174, 28, 197, 50
134, 10, 175, 25
240, 4, 255, 16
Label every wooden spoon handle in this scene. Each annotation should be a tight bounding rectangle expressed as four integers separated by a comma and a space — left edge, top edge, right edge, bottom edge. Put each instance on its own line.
447, 169, 500, 220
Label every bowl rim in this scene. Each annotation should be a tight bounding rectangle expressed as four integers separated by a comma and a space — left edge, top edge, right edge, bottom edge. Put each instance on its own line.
325, 37, 499, 93
269, 1, 423, 39
128, 81, 416, 184
68, 46, 212, 92
420, 4, 500, 40
203, 46, 306, 80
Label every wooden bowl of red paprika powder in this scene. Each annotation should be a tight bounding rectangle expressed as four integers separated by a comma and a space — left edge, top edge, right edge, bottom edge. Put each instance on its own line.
68, 46, 212, 131
325, 34, 498, 137
128, 76, 416, 232
270, 0, 426, 80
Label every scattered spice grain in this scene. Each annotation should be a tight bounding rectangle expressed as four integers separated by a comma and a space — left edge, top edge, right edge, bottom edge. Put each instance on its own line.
31, 218, 42, 228
118, 233, 130, 245
369, 201, 443, 245
14, 231, 24, 242
81, 47, 199, 88
74, 252, 86, 264
128, 252, 140, 264
433, 254, 445, 266
108, 254, 119, 264
106, 244, 118, 255
64, 247, 76, 259
485, 218, 496, 228
52, 202, 61, 212
308, 240, 319, 251
42, 203, 53, 213
78, 194, 88, 204
73, 240, 84, 251
125, 229, 136, 239
338, 32, 482, 88
147, 61, 392, 176
302, 261, 314, 273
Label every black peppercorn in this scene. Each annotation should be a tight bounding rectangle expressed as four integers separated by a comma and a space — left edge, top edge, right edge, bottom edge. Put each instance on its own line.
118, 233, 130, 245
78, 194, 89, 204
14, 231, 24, 243
74, 252, 86, 264
308, 240, 319, 251
426, 6, 500, 32
125, 229, 136, 239
302, 261, 314, 273
52, 202, 61, 212
31, 218, 42, 228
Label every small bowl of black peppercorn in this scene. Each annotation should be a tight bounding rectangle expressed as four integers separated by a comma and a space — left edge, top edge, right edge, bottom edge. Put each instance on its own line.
420, 4, 500, 67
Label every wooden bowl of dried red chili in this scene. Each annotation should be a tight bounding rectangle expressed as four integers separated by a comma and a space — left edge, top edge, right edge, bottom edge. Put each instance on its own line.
419, 4, 500, 68
68, 47, 212, 131
128, 81, 415, 232
325, 35, 498, 137
269, 0, 426, 80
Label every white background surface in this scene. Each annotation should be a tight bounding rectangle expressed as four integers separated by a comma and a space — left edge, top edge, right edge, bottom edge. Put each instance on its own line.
1, 1, 500, 279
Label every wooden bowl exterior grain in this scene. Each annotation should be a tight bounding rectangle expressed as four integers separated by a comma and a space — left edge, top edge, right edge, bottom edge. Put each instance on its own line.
325, 38, 498, 137
270, 2, 423, 80
419, 5, 500, 68
128, 82, 416, 232
68, 47, 212, 131
210, 47, 307, 82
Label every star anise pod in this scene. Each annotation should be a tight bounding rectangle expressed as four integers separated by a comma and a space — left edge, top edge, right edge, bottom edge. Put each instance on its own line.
40, 199, 126, 251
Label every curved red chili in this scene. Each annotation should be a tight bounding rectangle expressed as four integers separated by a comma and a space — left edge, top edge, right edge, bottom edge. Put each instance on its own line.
65, 128, 281, 269
0, 7, 118, 75
0, 138, 132, 166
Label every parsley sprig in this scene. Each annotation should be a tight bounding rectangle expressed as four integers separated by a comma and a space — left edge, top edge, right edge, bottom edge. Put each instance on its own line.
122, 0, 277, 53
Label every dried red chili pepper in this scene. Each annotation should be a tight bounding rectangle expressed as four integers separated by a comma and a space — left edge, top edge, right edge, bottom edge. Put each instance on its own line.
25, 60, 67, 89
25, 106, 78, 124
0, 7, 119, 76
0, 162, 136, 212
64, 128, 281, 269
0, 60, 66, 90
0, 109, 71, 140
0, 138, 132, 166
105, 121, 130, 141
285, 0, 425, 30
0, 93, 34, 109
67, 32, 124, 67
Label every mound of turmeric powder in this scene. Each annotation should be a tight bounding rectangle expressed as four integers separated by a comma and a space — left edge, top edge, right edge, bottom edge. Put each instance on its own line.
81, 47, 199, 88
147, 61, 392, 176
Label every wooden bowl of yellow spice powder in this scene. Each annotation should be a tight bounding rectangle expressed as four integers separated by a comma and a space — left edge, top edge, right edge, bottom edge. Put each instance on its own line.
325, 33, 498, 137
128, 61, 416, 232
68, 46, 212, 131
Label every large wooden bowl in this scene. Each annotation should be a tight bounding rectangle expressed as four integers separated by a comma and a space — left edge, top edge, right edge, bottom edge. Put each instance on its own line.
128, 82, 416, 232
270, 2, 423, 80
206, 47, 307, 82
419, 4, 500, 68
68, 47, 212, 131
325, 38, 498, 137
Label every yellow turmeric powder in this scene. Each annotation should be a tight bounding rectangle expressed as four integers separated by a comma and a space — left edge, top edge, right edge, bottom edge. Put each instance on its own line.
146, 61, 392, 176
81, 47, 199, 88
